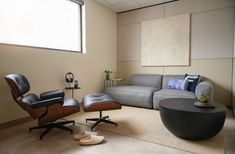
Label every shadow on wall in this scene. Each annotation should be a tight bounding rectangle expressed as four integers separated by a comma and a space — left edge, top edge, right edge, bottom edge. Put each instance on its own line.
232, 95, 235, 115
213, 82, 231, 106
0, 72, 17, 103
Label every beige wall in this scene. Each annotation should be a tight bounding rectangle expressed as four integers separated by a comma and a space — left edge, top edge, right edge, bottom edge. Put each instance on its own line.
117, 0, 235, 106
233, 57, 235, 114
233, 8, 235, 115
0, 0, 117, 124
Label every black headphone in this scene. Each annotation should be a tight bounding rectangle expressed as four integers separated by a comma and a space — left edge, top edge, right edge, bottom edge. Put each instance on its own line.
65, 72, 74, 83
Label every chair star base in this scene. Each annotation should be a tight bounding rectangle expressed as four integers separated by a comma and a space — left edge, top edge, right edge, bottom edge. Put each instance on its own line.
82, 93, 122, 131
86, 111, 117, 131
29, 120, 75, 140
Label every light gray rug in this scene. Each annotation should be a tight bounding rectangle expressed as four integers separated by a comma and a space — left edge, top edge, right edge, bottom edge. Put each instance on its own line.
71, 106, 224, 154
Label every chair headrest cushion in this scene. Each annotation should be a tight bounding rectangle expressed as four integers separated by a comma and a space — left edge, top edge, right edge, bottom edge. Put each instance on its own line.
5, 74, 30, 97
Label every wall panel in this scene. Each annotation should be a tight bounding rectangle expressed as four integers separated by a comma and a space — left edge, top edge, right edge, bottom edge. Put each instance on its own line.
118, 23, 141, 61
191, 8, 234, 59
117, 0, 234, 106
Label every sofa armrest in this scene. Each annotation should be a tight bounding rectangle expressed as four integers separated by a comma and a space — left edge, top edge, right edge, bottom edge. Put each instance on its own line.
195, 81, 214, 102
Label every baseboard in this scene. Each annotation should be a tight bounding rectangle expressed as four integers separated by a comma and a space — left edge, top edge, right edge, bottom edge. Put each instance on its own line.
0, 116, 33, 130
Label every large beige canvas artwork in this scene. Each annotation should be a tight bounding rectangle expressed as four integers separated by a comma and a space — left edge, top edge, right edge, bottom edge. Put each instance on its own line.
141, 14, 190, 66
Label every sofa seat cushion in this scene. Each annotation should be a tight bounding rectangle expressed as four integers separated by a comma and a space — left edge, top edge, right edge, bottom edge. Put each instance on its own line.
106, 86, 158, 94
153, 89, 195, 109
105, 86, 159, 108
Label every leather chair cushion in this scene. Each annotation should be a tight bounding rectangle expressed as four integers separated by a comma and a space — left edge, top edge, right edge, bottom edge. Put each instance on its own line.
82, 93, 121, 112
40, 90, 65, 100
5, 74, 30, 97
63, 98, 80, 107
21, 93, 40, 105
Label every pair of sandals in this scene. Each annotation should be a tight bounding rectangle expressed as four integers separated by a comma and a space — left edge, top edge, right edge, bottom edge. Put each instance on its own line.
74, 131, 104, 145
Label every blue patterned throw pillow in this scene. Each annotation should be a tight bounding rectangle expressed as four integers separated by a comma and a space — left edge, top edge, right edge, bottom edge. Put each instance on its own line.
184, 74, 201, 92
168, 78, 188, 91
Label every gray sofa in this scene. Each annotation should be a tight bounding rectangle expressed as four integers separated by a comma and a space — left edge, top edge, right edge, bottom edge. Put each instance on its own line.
105, 74, 213, 109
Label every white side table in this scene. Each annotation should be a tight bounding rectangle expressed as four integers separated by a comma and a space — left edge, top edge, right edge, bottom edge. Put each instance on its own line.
65, 86, 80, 98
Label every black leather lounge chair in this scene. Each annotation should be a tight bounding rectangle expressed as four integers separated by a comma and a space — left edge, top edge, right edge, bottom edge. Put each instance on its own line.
4, 74, 80, 140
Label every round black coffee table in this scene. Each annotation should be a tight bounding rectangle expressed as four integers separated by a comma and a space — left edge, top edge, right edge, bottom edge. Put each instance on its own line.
159, 98, 227, 140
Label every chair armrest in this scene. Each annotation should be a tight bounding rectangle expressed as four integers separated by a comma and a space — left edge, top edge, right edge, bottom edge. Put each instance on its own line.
40, 90, 64, 100
195, 81, 214, 102
30, 97, 64, 109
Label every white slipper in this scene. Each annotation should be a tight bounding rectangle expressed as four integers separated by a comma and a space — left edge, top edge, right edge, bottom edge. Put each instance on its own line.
74, 131, 97, 140
79, 135, 104, 145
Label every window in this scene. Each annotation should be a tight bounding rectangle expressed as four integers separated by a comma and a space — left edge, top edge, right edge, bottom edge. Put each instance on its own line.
0, 0, 85, 52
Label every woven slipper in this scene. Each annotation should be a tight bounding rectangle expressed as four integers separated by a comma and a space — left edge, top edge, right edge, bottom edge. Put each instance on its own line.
79, 135, 104, 145
74, 131, 97, 140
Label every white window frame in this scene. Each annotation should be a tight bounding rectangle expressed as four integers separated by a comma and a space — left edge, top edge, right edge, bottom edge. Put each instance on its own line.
0, 0, 85, 53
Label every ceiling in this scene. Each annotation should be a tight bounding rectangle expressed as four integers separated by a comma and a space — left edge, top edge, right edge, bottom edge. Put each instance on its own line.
96, 0, 174, 13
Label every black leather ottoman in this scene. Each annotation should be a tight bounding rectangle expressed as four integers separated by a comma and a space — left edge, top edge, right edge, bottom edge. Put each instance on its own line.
82, 93, 121, 130
159, 98, 227, 140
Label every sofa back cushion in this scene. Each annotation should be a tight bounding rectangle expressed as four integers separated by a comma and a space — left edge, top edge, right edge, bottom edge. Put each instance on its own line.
184, 74, 201, 92
162, 75, 185, 89
167, 78, 189, 91
131, 74, 162, 89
